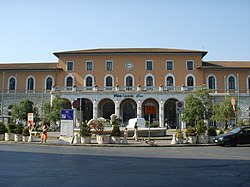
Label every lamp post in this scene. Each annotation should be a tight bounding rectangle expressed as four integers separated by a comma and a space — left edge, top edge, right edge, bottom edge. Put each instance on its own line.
1, 72, 5, 122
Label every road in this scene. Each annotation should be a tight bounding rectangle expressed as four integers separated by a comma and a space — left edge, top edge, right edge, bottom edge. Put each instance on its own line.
0, 144, 250, 187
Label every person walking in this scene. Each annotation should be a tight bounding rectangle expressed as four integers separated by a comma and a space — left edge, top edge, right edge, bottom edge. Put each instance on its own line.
132, 122, 138, 141
28, 122, 33, 142
122, 127, 128, 144
40, 123, 48, 143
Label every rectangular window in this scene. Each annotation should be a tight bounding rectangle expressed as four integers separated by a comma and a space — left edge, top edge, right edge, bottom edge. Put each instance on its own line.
146, 60, 153, 70
106, 61, 113, 71
166, 60, 173, 70
67, 61, 74, 71
187, 60, 194, 70
86, 61, 93, 71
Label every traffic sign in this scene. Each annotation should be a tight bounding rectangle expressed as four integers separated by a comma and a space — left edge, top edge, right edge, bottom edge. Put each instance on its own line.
176, 101, 184, 113
72, 100, 80, 108
145, 106, 156, 114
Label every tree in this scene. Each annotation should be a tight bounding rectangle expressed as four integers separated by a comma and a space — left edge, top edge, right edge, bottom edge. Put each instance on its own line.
182, 93, 205, 126
42, 95, 71, 125
11, 98, 34, 122
182, 88, 213, 127
211, 97, 236, 127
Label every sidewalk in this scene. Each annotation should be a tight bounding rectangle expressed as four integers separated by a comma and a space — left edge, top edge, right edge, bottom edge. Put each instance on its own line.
0, 136, 217, 147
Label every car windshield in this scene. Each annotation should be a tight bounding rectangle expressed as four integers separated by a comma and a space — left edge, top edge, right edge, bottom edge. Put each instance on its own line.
230, 127, 241, 134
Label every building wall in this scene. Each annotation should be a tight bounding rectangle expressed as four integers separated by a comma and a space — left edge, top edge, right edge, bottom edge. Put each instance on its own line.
57, 53, 204, 87
0, 49, 249, 127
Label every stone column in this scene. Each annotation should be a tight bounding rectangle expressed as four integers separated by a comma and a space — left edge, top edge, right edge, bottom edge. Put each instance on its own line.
93, 99, 98, 119
159, 100, 164, 127
115, 100, 120, 117
137, 100, 142, 118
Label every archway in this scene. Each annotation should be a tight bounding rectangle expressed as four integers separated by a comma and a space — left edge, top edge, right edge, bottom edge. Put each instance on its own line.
98, 99, 115, 119
142, 99, 159, 124
76, 98, 93, 123
164, 98, 178, 128
120, 99, 137, 123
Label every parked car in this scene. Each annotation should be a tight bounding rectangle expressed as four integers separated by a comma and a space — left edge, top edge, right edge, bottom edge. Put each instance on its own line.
214, 126, 250, 146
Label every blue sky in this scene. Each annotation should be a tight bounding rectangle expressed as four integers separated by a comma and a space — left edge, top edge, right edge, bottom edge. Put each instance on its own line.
0, 0, 249, 62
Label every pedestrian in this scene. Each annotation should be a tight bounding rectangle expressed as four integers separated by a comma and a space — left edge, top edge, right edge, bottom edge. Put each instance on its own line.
122, 127, 128, 144
40, 122, 49, 143
28, 122, 33, 142
132, 122, 138, 141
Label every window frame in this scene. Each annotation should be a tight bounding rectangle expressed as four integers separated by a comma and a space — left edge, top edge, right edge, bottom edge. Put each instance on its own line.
66, 61, 74, 71
186, 60, 194, 71
145, 60, 154, 71
166, 60, 174, 71
86, 61, 93, 71
106, 60, 113, 71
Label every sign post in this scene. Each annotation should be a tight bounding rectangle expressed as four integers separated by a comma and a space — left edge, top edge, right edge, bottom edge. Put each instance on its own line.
176, 101, 184, 129
60, 109, 74, 144
27, 113, 34, 125
145, 106, 156, 140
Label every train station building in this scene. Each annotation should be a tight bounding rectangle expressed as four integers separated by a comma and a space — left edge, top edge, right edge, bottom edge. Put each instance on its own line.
1, 48, 250, 127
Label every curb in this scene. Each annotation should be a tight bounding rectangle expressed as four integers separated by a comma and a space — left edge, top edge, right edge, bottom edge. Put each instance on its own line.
0, 140, 218, 147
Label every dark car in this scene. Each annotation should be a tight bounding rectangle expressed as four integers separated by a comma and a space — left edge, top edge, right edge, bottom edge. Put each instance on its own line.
214, 126, 250, 146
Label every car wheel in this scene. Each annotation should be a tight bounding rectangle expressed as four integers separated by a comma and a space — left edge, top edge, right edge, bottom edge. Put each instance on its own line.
229, 140, 237, 147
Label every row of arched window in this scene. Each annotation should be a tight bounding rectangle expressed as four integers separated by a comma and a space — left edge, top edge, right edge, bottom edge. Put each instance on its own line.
7, 76, 54, 92
6, 74, 250, 92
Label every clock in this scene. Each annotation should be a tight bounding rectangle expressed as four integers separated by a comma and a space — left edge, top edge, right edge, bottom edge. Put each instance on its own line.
125, 61, 134, 70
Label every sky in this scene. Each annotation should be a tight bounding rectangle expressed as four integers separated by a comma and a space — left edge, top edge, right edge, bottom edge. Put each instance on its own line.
0, 0, 249, 63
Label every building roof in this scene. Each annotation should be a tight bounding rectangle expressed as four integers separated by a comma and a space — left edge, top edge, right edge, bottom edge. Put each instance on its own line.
53, 48, 208, 58
0, 62, 61, 72
200, 61, 250, 70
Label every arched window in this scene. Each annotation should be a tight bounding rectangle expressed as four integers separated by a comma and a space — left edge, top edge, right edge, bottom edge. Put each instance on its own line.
166, 76, 173, 90
146, 76, 153, 90
106, 76, 113, 90
46, 77, 53, 90
228, 76, 235, 89
27, 77, 34, 91
187, 76, 194, 90
126, 76, 133, 90
9, 77, 16, 91
66, 77, 73, 87
86, 76, 93, 90
208, 76, 216, 90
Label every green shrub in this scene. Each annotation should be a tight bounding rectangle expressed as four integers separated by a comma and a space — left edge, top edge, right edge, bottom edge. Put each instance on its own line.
110, 125, 121, 137
22, 127, 30, 136
6, 123, 16, 133
0, 122, 7, 134
186, 127, 196, 136
195, 121, 207, 136
175, 129, 183, 138
15, 124, 24, 134
207, 126, 217, 136
80, 122, 92, 137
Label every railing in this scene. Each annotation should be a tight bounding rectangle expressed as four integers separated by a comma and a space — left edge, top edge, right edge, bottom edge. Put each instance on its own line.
50, 85, 250, 94
3, 87, 250, 95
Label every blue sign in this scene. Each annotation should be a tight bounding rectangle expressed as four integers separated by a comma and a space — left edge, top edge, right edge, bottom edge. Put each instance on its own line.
61, 109, 74, 120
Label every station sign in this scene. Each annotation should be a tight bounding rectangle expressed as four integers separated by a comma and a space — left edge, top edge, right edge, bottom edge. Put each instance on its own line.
145, 106, 156, 114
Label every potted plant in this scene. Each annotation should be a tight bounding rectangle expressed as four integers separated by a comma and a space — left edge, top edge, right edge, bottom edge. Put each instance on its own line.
175, 129, 183, 144
22, 127, 30, 142
80, 122, 92, 144
185, 127, 197, 144
14, 124, 24, 142
195, 121, 208, 144
88, 117, 109, 144
5, 122, 16, 141
207, 126, 217, 143
110, 114, 121, 144
0, 122, 7, 141
110, 124, 121, 144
